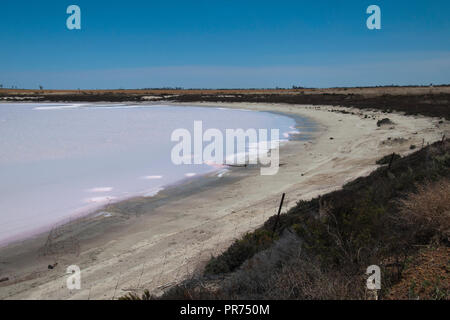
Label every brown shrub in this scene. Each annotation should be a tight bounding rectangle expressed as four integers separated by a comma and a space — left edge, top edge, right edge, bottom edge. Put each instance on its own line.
397, 179, 450, 244
264, 256, 366, 300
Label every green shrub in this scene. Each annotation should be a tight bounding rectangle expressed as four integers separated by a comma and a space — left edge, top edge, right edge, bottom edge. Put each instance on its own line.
204, 229, 275, 275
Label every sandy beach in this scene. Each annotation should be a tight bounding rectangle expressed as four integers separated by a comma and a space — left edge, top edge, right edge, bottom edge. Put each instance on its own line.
0, 102, 447, 300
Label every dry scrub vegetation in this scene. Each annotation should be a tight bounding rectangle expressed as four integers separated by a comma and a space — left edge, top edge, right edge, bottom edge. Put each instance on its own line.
397, 179, 450, 244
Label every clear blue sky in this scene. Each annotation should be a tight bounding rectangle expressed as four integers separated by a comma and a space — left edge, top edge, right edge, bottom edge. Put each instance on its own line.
1, 0, 449, 89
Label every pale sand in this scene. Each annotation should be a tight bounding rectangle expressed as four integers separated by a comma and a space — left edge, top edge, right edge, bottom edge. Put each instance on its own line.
0, 103, 448, 300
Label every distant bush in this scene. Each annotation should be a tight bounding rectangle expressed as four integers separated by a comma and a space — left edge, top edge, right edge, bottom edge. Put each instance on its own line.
377, 118, 394, 127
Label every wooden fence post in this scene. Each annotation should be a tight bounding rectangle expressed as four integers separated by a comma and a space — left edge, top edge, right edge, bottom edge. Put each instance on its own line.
272, 193, 286, 237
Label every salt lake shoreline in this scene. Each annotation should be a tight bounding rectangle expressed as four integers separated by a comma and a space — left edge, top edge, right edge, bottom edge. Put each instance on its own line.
0, 102, 447, 300
0, 102, 308, 247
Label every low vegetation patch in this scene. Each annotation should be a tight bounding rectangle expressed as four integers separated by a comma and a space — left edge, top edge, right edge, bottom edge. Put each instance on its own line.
387, 246, 449, 300
204, 230, 275, 275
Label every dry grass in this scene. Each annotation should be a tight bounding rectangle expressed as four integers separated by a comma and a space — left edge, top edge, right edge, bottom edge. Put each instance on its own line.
397, 179, 450, 244
262, 256, 366, 300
